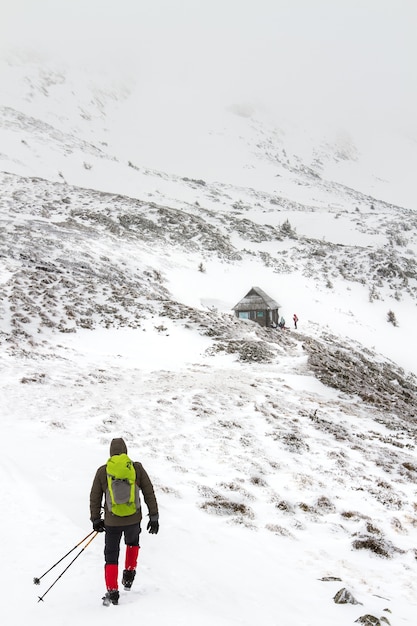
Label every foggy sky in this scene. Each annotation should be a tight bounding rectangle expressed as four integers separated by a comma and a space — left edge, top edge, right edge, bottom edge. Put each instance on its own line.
1, 0, 417, 136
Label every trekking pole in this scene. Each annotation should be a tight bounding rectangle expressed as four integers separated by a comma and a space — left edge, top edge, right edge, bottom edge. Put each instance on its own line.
37, 531, 98, 603
33, 530, 96, 585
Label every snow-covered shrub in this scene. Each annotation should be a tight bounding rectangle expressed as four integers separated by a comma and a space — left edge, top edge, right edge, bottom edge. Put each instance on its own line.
387, 310, 398, 326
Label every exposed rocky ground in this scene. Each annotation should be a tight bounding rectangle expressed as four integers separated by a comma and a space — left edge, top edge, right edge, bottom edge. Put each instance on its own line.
1, 169, 417, 340
2, 62, 417, 623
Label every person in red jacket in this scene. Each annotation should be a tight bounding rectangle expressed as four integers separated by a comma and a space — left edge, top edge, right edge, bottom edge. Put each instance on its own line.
90, 438, 159, 605
293, 313, 298, 329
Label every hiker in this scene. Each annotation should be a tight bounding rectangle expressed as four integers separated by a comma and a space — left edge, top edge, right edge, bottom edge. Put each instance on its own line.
293, 313, 298, 329
90, 437, 159, 606
279, 316, 285, 329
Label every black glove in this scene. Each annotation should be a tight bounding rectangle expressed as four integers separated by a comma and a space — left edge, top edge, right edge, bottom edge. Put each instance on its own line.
147, 515, 159, 535
92, 518, 105, 532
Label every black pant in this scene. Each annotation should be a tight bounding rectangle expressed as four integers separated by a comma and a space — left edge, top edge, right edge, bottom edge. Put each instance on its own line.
104, 523, 140, 564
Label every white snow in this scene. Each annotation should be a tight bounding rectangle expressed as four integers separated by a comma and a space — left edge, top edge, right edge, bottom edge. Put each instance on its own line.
1, 1, 417, 624
3, 312, 417, 624
2, 224, 417, 624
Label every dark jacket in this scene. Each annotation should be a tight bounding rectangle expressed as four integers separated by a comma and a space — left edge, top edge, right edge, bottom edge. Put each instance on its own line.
90, 438, 158, 527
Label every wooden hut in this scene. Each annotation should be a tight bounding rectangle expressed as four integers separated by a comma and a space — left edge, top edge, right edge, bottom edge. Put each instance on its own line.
232, 286, 280, 328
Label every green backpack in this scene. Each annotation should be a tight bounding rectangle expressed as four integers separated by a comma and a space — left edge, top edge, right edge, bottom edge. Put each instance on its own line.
106, 453, 140, 517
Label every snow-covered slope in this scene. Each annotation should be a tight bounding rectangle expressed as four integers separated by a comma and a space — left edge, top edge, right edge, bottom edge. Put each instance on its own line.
1, 54, 417, 625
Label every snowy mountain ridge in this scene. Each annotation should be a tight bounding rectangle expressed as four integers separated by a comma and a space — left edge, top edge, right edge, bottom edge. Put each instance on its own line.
1, 57, 417, 625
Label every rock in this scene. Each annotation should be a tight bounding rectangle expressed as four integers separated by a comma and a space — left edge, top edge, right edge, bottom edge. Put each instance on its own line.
355, 615, 391, 626
333, 587, 360, 604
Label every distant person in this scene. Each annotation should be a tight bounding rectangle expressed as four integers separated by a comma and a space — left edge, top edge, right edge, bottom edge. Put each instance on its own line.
279, 316, 285, 329
90, 438, 159, 606
293, 313, 298, 329
270, 320, 277, 329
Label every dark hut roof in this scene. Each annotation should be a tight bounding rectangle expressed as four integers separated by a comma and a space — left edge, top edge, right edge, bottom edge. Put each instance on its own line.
232, 286, 280, 312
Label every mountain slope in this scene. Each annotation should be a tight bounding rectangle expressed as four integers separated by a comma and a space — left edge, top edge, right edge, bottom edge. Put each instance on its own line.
1, 58, 417, 625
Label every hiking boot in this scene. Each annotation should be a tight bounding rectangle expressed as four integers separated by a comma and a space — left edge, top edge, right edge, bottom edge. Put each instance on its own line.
122, 569, 136, 590
103, 589, 119, 606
